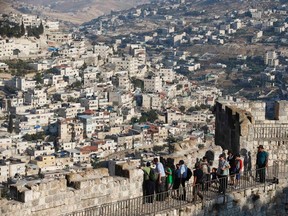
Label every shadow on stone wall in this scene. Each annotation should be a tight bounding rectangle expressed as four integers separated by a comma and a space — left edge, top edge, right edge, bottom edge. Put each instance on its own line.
196, 184, 288, 216
240, 148, 252, 172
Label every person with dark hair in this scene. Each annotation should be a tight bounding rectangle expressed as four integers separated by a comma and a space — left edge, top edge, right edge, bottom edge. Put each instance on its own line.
210, 167, 218, 187
256, 145, 269, 183
234, 154, 243, 189
201, 156, 210, 190
227, 150, 236, 186
178, 160, 187, 200
193, 163, 204, 201
141, 162, 155, 203
153, 157, 166, 201
217, 154, 230, 194
165, 165, 173, 195
173, 163, 181, 198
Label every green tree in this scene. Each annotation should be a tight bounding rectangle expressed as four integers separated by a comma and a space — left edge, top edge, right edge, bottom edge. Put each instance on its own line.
91, 156, 100, 169
34, 72, 43, 84
26, 24, 44, 39
176, 84, 183, 90
38, 22, 44, 34
166, 136, 177, 154
23, 132, 45, 141
153, 145, 166, 152
131, 77, 144, 90
20, 22, 25, 36
130, 117, 138, 124
187, 106, 196, 112
7, 114, 13, 133
139, 110, 158, 123
179, 106, 185, 113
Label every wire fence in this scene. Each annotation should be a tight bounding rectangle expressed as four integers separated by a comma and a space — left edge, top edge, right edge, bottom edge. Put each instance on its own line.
65, 163, 287, 216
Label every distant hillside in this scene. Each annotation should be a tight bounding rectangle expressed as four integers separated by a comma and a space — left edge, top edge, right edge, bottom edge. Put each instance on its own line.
0, 0, 18, 14
1, 0, 150, 25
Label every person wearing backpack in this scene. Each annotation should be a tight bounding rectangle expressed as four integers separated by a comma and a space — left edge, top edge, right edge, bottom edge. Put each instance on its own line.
141, 162, 155, 203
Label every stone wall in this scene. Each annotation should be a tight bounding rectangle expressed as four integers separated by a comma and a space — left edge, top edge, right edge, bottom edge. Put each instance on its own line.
155, 179, 288, 216
215, 100, 288, 169
0, 165, 143, 216
0, 142, 225, 216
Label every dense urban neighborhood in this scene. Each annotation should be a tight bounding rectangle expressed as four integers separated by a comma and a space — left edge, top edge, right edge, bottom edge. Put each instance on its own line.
0, 0, 288, 215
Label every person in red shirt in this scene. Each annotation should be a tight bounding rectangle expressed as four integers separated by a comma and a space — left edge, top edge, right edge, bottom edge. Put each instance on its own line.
234, 154, 243, 189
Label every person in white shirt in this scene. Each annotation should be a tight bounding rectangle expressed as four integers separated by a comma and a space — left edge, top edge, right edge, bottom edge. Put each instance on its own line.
153, 157, 166, 201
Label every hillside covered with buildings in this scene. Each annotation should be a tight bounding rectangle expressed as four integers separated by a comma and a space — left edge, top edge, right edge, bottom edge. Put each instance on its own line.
0, 0, 288, 215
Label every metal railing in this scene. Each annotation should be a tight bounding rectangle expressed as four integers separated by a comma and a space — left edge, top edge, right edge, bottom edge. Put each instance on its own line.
65, 164, 287, 216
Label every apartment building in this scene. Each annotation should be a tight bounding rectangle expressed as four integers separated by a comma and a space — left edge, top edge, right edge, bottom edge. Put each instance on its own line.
58, 118, 84, 143
144, 75, 162, 93
0, 159, 26, 183
24, 88, 49, 107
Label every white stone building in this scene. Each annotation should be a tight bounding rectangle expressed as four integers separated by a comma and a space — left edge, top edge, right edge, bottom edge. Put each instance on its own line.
144, 76, 162, 93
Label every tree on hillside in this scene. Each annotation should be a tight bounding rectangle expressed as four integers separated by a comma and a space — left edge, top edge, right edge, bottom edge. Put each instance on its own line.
139, 110, 158, 123
179, 106, 186, 113
26, 24, 44, 39
38, 22, 44, 34
20, 22, 25, 36
34, 72, 43, 84
131, 77, 144, 90
7, 114, 13, 133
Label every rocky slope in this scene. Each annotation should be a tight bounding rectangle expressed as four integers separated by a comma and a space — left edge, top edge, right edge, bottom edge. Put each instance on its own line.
0, 0, 150, 25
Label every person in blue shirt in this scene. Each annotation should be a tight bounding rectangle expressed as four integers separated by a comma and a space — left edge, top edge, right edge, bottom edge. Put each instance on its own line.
177, 160, 187, 200
256, 145, 269, 183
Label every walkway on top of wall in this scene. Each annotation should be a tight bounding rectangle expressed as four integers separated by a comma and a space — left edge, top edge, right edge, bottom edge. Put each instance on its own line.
64, 164, 288, 216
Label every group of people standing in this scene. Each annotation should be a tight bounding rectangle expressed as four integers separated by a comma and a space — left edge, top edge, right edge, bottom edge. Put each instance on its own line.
141, 158, 190, 203
218, 145, 269, 193
141, 146, 269, 203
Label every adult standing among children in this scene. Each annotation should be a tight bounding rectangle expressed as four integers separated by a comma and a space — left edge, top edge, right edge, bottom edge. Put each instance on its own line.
193, 163, 204, 201
179, 160, 188, 200
256, 145, 269, 183
173, 163, 181, 198
217, 154, 230, 194
153, 157, 166, 201
227, 151, 236, 186
141, 162, 155, 203
201, 156, 210, 190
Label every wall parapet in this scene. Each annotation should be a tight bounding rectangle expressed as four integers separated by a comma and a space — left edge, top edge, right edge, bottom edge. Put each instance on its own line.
0, 162, 144, 216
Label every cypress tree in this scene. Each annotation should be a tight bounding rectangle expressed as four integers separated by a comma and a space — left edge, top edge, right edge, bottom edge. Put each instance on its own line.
20, 21, 25, 36
38, 22, 44, 34
8, 114, 13, 133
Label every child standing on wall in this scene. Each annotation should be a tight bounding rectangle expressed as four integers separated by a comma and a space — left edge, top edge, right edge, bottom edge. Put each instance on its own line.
165, 166, 173, 196
234, 154, 243, 189
210, 167, 219, 188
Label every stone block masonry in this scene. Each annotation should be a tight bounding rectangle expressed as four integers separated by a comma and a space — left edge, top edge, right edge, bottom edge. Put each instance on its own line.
155, 181, 288, 216
215, 100, 288, 169
0, 165, 143, 216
